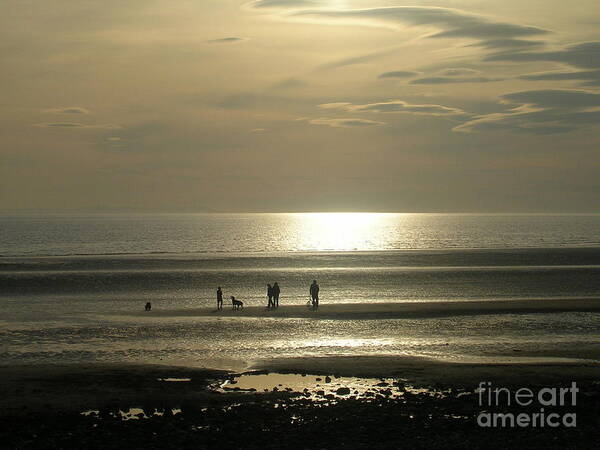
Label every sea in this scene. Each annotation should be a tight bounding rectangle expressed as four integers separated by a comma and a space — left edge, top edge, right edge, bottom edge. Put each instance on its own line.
1, 213, 600, 370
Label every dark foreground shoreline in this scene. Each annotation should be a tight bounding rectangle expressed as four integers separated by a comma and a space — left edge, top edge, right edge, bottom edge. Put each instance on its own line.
2, 359, 599, 449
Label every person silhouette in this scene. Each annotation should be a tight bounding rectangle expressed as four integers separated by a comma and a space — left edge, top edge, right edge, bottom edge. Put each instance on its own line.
272, 282, 280, 308
216, 286, 223, 310
310, 280, 319, 308
267, 284, 273, 308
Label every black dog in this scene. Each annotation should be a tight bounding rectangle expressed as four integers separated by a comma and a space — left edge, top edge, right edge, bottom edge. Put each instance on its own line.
231, 296, 244, 309
145, 302, 152, 311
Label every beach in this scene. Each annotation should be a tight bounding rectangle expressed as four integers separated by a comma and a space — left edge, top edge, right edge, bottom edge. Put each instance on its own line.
2, 295, 600, 448
2, 214, 600, 448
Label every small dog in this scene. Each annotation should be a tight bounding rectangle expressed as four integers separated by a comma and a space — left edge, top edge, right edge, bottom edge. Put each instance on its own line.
231, 296, 244, 309
145, 302, 152, 311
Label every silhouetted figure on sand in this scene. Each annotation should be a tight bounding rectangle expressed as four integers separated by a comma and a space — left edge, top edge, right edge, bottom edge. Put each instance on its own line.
145, 302, 152, 311
267, 284, 274, 308
217, 287, 223, 310
231, 296, 244, 309
273, 282, 281, 308
310, 280, 319, 308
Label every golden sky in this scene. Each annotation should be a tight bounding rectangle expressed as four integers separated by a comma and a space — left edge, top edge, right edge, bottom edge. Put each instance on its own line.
2, 0, 600, 212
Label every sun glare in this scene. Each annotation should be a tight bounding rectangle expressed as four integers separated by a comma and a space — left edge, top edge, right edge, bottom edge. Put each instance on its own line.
291, 213, 397, 251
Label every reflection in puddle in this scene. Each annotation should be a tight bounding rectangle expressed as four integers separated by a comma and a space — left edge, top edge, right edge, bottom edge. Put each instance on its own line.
157, 378, 191, 382
81, 408, 182, 420
218, 372, 431, 401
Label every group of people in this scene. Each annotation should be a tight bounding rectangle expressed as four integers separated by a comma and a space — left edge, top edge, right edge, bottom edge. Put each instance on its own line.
215, 280, 320, 310
267, 282, 281, 308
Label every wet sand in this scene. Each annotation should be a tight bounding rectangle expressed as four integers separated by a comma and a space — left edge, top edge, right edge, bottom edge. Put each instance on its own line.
2, 355, 600, 449
4, 357, 599, 415
254, 355, 600, 384
124, 298, 600, 320
2, 360, 599, 449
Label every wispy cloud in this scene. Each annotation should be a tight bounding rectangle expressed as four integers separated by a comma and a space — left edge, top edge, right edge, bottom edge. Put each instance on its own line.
309, 118, 386, 128
35, 122, 122, 129
272, 77, 308, 90
249, 4, 550, 71
455, 89, 600, 134
485, 41, 600, 69
319, 101, 465, 116
518, 69, 600, 87
207, 37, 247, 44
378, 70, 419, 79
249, 0, 318, 9
410, 76, 503, 84
289, 6, 549, 43
468, 38, 546, 50
318, 47, 399, 70
43, 107, 90, 115
440, 68, 480, 76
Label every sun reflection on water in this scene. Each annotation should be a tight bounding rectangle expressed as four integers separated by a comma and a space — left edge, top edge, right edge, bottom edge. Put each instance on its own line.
287, 213, 403, 251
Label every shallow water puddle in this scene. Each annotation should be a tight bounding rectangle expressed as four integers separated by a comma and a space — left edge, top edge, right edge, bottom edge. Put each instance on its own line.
218, 372, 420, 400
157, 378, 191, 382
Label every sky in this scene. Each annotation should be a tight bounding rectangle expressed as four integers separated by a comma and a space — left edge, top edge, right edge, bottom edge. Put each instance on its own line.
1, 0, 600, 213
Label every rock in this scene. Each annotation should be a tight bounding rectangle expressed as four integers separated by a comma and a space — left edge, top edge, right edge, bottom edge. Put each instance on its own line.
325, 376, 332, 383
336, 387, 351, 395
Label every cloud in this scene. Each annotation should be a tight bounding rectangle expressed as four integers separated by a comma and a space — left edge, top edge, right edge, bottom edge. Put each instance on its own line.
207, 37, 247, 44
378, 70, 419, 79
318, 102, 352, 110
309, 118, 386, 128
289, 6, 549, 42
468, 38, 546, 50
440, 68, 480, 76
485, 41, 600, 69
272, 77, 308, 89
455, 89, 600, 134
378, 67, 502, 85
501, 89, 600, 109
44, 107, 90, 114
518, 69, 600, 86
410, 76, 503, 84
320, 101, 465, 116
318, 48, 399, 70
249, 4, 551, 72
35, 122, 122, 129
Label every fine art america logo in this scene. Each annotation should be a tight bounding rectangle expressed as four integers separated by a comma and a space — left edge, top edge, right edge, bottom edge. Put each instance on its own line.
477, 381, 578, 428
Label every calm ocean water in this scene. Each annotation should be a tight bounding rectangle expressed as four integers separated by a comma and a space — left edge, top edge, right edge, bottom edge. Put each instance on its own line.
1, 213, 600, 369
2, 213, 600, 256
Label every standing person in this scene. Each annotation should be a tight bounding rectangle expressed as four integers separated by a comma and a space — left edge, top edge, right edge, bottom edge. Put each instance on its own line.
272, 282, 281, 308
267, 284, 273, 308
216, 286, 223, 310
310, 280, 319, 308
